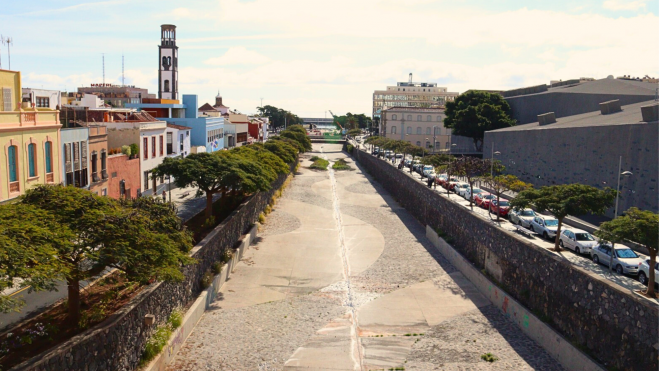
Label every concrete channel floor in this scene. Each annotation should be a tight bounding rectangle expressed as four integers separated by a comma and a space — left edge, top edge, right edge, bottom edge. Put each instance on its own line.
167, 143, 564, 371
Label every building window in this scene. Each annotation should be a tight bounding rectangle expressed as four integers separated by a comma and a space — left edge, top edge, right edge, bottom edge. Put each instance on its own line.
144, 171, 150, 191
91, 151, 99, 182
426, 127, 431, 135
427, 115, 432, 121
435, 141, 440, 149
151, 136, 156, 158
446, 142, 450, 149
44, 141, 53, 174
437, 116, 442, 121
407, 115, 412, 120
119, 180, 126, 197
391, 126, 397, 134
28, 143, 37, 177
180, 133, 184, 152
159, 135, 164, 156
101, 150, 107, 179
417, 115, 422, 121
164, 80, 170, 92
416, 141, 421, 146
36, 97, 50, 108
167, 132, 173, 154
392, 114, 397, 120
416, 127, 421, 135
426, 141, 431, 149
3, 88, 12, 111
406, 126, 412, 134
143, 137, 148, 159
8, 145, 18, 183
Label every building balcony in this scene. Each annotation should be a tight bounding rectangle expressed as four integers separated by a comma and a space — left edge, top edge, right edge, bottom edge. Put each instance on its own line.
0, 110, 60, 129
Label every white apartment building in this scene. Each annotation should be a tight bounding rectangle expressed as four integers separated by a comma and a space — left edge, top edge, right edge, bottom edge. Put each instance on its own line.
22, 88, 61, 109
381, 107, 453, 152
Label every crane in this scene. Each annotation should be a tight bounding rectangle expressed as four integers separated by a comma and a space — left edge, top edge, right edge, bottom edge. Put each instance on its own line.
328, 110, 345, 133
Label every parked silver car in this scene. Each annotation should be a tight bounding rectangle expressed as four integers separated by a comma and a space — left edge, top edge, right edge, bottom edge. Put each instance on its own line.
463, 187, 484, 201
591, 244, 643, 275
509, 208, 536, 228
559, 228, 597, 255
453, 182, 469, 195
638, 259, 659, 288
529, 216, 559, 240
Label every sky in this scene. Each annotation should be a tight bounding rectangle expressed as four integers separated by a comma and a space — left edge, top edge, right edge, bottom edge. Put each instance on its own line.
1, 0, 657, 117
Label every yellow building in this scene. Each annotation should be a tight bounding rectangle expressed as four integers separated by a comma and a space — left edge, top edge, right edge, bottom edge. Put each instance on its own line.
0, 69, 61, 202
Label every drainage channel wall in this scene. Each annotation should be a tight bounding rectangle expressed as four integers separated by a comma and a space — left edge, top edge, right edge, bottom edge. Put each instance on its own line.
11, 162, 296, 371
349, 146, 657, 371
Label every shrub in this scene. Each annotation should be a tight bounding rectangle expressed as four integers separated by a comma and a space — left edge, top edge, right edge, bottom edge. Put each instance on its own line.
211, 261, 223, 275
199, 270, 213, 289
130, 143, 139, 157
121, 145, 131, 156
258, 212, 266, 224
309, 157, 329, 170
220, 249, 233, 264
346, 144, 354, 153
481, 353, 498, 362
332, 159, 352, 171
140, 324, 172, 366
167, 309, 183, 329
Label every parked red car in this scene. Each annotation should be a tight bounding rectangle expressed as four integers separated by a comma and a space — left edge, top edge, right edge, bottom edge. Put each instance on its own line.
474, 193, 495, 208
489, 199, 511, 217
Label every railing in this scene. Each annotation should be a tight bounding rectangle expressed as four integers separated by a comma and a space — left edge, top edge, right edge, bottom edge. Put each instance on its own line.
21, 112, 36, 124
9, 182, 19, 193
0, 110, 59, 126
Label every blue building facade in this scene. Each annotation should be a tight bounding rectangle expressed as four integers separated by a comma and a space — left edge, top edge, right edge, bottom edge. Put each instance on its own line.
126, 94, 225, 153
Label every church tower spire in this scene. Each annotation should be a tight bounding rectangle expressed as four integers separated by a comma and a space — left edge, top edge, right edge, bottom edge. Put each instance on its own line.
158, 24, 179, 100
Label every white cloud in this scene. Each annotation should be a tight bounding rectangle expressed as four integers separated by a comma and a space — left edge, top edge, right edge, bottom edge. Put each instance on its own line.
603, 0, 647, 11
204, 47, 271, 66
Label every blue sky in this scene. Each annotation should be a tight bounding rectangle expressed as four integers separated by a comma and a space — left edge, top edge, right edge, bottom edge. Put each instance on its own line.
1, 0, 657, 116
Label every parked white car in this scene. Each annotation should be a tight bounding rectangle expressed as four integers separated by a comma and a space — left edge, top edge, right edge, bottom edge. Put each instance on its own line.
422, 166, 435, 178
529, 216, 559, 240
509, 208, 537, 228
638, 259, 659, 288
453, 182, 469, 195
463, 187, 484, 201
559, 228, 597, 255
591, 244, 643, 276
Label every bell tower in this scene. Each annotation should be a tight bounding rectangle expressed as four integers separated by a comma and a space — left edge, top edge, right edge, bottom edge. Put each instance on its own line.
158, 24, 178, 100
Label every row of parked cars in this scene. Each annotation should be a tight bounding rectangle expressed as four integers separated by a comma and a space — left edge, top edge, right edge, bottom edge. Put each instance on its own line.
407, 164, 659, 287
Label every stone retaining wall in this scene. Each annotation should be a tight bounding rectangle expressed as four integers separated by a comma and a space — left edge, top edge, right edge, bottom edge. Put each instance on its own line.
12, 162, 297, 371
350, 147, 658, 371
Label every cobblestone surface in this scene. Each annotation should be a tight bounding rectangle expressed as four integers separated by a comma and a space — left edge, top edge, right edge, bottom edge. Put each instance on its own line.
405, 307, 565, 371
259, 209, 301, 237
168, 293, 345, 371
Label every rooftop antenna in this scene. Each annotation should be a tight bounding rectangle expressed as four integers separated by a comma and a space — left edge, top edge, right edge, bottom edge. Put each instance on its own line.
102, 53, 105, 85
2, 36, 14, 70
409, 72, 413, 83
122, 54, 125, 87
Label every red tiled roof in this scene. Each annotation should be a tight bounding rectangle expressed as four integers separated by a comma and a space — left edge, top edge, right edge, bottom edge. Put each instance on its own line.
167, 123, 192, 130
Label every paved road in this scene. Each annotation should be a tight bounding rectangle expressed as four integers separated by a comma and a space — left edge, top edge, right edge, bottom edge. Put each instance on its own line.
358, 142, 658, 306
168, 143, 563, 370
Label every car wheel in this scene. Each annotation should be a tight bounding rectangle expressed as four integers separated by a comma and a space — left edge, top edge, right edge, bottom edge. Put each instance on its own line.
639, 271, 648, 285
543, 232, 549, 240
593, 254, 599, 264
575, 247, 580, 255
616, 265, 624, 275
559, 240, 564, 248
530, 225, 535, 232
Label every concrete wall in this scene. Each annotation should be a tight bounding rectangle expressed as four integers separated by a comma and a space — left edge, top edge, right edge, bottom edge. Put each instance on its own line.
349, 147, 658, 371
10, 161, 297, 371
106, 154, 140, 199
483, 122, 659, 216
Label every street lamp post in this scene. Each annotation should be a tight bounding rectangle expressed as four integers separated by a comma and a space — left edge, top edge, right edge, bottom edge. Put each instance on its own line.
491, 146, 501, 177
432, 126, 437, 155
608, 156, 633, 272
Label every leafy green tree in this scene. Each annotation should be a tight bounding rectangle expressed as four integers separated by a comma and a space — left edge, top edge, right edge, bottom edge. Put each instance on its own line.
231, 144, 289, 180
153, 153, 228, 220
0, 204, 70, 313
214, 151, 273, 197
510, 184, 616, 251
454, 157, 490, 209
444, 91, 516, 152
421, 154, 452, 169
264, 140, 298, 164
19, 185, 194, 324
348, 128, 362, 137
280, 125, 311, 152
270, 135, 306, 153
482, 175, 532, 221
257, 105, 304, 129
596, 208, 659, 297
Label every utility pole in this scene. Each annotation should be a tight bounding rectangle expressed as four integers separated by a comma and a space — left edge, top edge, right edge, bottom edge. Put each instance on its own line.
2, 36, 14, 70
122, 54, 125, 86
102, 53, 105, 85
260, 97, 263, 108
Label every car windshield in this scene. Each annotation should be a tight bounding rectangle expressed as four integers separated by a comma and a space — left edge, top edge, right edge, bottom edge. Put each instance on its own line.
424, 166, 433, 170
544, 219, 559, 226
497, 201, 510, 207
485, 195, 496, 199
520, 210, 535, 216
616, 249, 638, 259
575, 233, 594, 241
459, 184, 468, 188
472, 189, 482, 194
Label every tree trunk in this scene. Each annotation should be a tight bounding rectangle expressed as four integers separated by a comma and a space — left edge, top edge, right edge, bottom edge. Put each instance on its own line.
496, 192, 501, 222
205, 191, 214, 221
608, 242, 616, 272
468, 182, 474, 209
647, 249, 657, 297
554, 218, 563, 252
67, 277, 81, 326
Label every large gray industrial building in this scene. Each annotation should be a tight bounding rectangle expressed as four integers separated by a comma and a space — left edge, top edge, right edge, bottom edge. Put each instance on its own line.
484, 77, 658, 218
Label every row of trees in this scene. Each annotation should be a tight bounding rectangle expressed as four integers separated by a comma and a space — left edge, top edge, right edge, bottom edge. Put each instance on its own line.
154, 125, 309, 221
363, 135, 658, 296
0, 126, 309, 325
334, 113, 372, 130
256, 105, 305, 129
